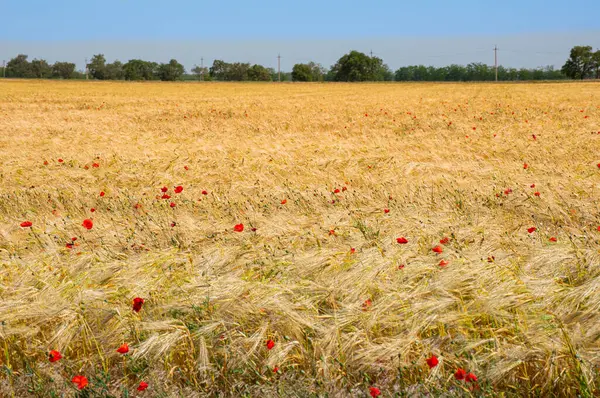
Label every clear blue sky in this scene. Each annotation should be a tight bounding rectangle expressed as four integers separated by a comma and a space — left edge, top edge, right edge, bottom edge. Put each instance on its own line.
1, 0, 599, 40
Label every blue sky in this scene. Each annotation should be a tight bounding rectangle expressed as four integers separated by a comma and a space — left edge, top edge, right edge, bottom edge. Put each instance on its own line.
1, 0, 599, 70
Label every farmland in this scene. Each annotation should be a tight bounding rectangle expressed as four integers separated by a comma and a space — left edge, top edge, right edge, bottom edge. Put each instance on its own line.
0, 80, 599, 397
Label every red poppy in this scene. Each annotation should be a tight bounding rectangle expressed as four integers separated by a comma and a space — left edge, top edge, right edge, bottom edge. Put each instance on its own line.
362, 298, 372, 310
90, 208, 96, 212
161, 194, 171, 200
171, 222, 176, 227
49, 350, 62, 363
43, 160, 49, 165
597, 226, 600, 231
174, 186, 183, 193
100, 191, 105, 197
184, 165, 189, 170
534, 192, 540, 197
66, 243, 74, 249
281, 199, 287, 204
169, 202, 176, 208
71, 375, 88, 390
82, 219, 93, 230
350, 248, 356, 254
234, 223, 244, 232
530, 184, 535, 188
132, 297, 144, 312
439, 260, 449, 267
384, 209, 390, 214
549, 237, 557, 242
504, 188, 512, 195
523, 163, 528, 169
398, 264, 405, 270
137, 381, 149, 391
465, 372, 478, 383
202, 190, 208, 195
454, 368, 467, 380
329, 229, 336, 236
92, 163, 99, 168
369, 387, 381, 397
342, 186, 347, 192
426, 355, 439, 368
266, 339, 275, 350
432, 245, 443, 254
396, 237, 408, 244
20, 221, 32, 228
273, 366, 279, 373
532, 134, 537, 140
161, 186, 168, 193
527, 227, 536, 233
116, 343, 129, 354
487, 256, 495, 262
333, 189, 340, 194
58, 159, 64, 163
251, 227, 257, 232
597, 163, 600, 169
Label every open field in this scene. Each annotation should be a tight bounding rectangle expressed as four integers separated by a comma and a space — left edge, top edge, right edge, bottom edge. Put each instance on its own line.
0, 80, 599, 397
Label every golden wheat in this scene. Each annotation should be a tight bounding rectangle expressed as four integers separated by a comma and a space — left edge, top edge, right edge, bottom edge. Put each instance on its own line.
0, 80, 599, 397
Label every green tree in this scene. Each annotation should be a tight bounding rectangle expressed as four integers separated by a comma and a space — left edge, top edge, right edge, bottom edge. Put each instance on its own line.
330, 51, 391, 82
157, 59, 185, 81
593, 50, 600, 79
52, 62, 76, 79
87, 54, 107, 80
6, 54, 33, 78
123, 60, 158, 80
292, 62, 325, 82
30, 58, 52, 78
247, 64, 272, 81
209, 60, 229, 80
561, 46, 595, 79
105, 61, 125, 80
191, 65, 209, 80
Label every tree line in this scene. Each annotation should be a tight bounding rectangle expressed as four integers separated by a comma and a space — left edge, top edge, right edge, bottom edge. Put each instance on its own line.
1, 46, 598, 82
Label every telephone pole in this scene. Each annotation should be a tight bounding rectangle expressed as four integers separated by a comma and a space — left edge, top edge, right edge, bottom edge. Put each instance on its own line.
370, 49, 373, 57
494, 46, 498, 82
200, 57, 204, 80
277, 54, 281, 82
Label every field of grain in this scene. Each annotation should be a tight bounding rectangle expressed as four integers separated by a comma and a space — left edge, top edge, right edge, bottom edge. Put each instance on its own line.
0, 80, 599, 397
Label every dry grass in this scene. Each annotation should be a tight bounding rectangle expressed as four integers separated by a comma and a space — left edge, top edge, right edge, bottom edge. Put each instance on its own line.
0, 80, 599, 397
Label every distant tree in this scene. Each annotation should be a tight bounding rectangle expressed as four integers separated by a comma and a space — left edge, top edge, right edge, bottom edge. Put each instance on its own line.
6, 54, 33, 78
191, 65, 209, 80
593, 50, 600, 79
330, 51, 391, 82
105, 61, 125, 80
157, 59, 185, 81
247, 64, 272, 81
87, 54, 107, 80
52, 62, 76, 79
228, 62, 250, 81
123, 59, 158, 80
561, 46, 595, 79
209, 60, 229, 80
30, 58, 52, 78
292, 62, 325, 82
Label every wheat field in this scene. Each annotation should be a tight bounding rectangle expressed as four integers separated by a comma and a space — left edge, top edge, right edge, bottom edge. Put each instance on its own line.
0, 80, 599, 397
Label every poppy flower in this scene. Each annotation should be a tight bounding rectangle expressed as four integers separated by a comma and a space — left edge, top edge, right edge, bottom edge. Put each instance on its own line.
350, 248, 356, 254
132, 297, 144, 312
530, 184, 535, 188
432, 246, 443, 254
384, 209, 390, 214
184, 165, 189, 170
487, 256, 495, 262
440, 237, 450, 245
266, 340, 275, 350
202, 190, 208, 195
49, 350, 62, 363
280, 199, 287, 204
169, 202, 176, 208
66, 243, 74, 249
234, 224, 244, 232
549, 237, 557, 242
100, 191, 105, 197
426, 355, 439, 368
20, 221, 32, 228
597, 226, 600, 231
465, 372, 478, 383
161, 186, 168, 193
534, 192, 540, 197
455, 368, 467, 380
82, 219, 93, 230
161, 194, 171, 200
171, 222, 176, 227
90, 208, 96, 212
504, 188, 512, 195
597, 163, 600, 169
439, 260, 449, 267
398, 264, 405, 270
329, 229, 336, 236
137, 381, 149, 391
174, 186, 183, 193
523, 163, 528, 169
251, 227, 257, 232
43, 160, 49, 165
333, 189, 340, 194
362, 298, 372, 310
71, 375, 88, 390
342, 186, 347, 192
116, 343, 129, 354
527, 227, 536, 233
396, 237, 408, 244
58, 159, 64, 163
92, 163, 99, 168
273, 366, 279, 373
369, 387, 381, 397
532, 134, 537, 140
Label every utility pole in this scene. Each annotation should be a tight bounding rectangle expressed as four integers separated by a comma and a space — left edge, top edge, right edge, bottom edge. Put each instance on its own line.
370, 49, 373, 57
277, 54, 281, 82
200, 57, 204, 80
494, 45, 498, 82
85, 58, 89, 80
